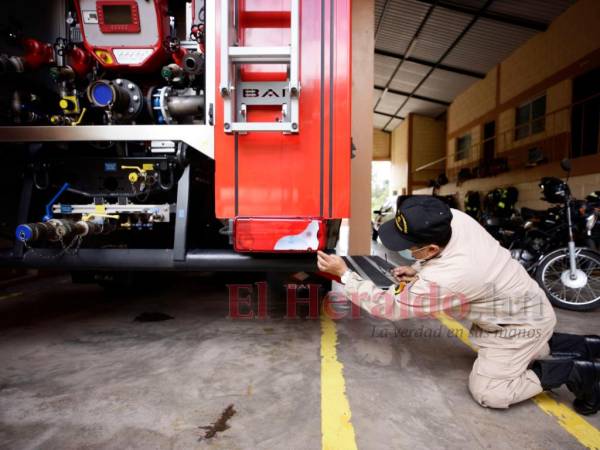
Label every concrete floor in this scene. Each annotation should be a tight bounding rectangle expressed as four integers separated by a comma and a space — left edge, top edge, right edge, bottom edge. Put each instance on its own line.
0, 256, 599, 449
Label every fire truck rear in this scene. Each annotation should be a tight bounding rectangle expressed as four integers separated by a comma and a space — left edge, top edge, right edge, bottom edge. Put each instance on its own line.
0, 0, 351, 276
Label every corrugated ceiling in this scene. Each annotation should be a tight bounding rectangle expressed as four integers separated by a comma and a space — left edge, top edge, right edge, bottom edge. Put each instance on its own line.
373, 0, 576, 132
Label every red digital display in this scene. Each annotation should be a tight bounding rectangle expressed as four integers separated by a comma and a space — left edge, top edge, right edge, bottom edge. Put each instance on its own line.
97, 1, 141, 33
103, 5, 132, 24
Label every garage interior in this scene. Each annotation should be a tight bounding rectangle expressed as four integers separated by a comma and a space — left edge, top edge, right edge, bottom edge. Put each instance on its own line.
1, 0, 600, 449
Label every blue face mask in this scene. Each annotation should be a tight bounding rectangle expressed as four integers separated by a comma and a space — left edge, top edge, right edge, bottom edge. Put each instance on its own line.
398, 249, 417, 262
399, 245, 429, 263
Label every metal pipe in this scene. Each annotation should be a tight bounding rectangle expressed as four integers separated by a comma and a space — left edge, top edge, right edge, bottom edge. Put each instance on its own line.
0, 248, 318, 272
182, 52, 204, 75
414, 156, 448, 172
374, 49, 486, 79
374, 84, 450, 106
167, 95, 205, 118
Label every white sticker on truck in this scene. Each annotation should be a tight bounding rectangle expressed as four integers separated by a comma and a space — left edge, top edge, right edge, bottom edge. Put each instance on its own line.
274, 221, 320, 251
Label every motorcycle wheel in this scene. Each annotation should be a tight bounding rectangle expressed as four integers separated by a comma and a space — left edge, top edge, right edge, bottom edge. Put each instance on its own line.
535, 248, 600, 311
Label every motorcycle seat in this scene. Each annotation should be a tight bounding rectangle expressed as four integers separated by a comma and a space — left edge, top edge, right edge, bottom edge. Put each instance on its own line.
521, 207, 547, 220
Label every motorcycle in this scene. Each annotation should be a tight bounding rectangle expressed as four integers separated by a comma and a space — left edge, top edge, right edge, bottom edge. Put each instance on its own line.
372, 196, 396, 241
509, 159, 600, 311
480, 187, 522, 249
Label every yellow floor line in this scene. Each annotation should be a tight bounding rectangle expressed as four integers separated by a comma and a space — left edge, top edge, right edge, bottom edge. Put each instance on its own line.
433, 312, 600, 450
434, 311, 477, 351
320, 313, 358, 450
0, 292, 22, 301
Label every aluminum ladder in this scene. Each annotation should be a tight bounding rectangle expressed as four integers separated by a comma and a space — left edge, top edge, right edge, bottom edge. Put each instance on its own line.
219, 0, 300, 133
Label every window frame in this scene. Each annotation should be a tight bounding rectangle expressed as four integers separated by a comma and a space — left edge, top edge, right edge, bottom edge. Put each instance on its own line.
514, 94, 546, 141
455, 133, 471, 162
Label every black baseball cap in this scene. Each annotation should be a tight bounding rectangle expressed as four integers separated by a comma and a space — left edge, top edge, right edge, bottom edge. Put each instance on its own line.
378, 196, 453, 251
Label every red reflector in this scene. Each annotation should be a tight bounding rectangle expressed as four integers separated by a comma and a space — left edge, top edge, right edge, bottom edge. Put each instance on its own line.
234, 218, 327, 253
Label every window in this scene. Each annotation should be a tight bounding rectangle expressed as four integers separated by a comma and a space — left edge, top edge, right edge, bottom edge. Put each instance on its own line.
572, 67, 600, 158
455, 134, 471, 161
515, 95, 546, 140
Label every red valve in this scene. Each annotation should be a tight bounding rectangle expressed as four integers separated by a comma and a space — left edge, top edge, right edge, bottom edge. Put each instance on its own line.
21, 38, 54, 70
68, 46, 93, 78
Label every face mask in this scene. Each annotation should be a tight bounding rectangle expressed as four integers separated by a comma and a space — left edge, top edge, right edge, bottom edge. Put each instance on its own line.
398, 245, 429, 263
398, 249, 417, 262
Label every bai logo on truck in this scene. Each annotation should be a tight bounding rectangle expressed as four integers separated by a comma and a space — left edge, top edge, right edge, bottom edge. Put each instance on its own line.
237, 82, 290, 106
242, 87, 287, 98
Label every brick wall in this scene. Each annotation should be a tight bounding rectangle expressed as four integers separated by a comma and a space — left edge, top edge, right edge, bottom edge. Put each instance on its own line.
446, 125, 481, 172
414, 159, 600, 211
447, 68, 497, 135
444, 0, 600, 182
500, 0, 600, 104
412, 114, 446, 186
496, 79, 572, 154
390, 119, 409, 195
373, 128, 391, 160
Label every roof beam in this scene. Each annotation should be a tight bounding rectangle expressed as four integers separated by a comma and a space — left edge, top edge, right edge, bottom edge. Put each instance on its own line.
375, 48, 486, 79
414, 0, 548, 31
373, 2, 437, 112
374, 84, 450, 106
382, 0, 495, 131
374, 111, 405, 121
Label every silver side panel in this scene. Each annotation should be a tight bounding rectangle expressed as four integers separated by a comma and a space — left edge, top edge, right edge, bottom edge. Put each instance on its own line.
205, 0, 216, 127
0, 125, 215, 159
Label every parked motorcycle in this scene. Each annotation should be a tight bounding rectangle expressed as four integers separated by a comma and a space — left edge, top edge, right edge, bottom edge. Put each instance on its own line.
509, 159, 600, 311
372, 196, 396, 241
481, 187, 521, 248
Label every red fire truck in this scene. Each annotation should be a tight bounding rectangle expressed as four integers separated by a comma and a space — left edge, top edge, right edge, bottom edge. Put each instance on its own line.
0, 0, 351, 277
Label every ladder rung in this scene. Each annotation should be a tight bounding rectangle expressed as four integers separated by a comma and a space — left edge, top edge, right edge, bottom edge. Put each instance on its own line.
229, 122, 297, 132
239, 11, 291, 28
229, 46, 291, 64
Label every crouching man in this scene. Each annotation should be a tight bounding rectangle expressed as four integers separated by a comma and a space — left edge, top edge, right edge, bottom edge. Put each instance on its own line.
317, 196, 600, 415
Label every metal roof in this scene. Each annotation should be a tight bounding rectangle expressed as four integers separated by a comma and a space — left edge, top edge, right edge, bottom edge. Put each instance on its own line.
373, 0, 576, 132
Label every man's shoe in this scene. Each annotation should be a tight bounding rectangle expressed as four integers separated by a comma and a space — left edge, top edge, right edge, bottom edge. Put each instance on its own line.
566, 360, 600, 416
573, 383, 600, 415
584, 335, 600, 360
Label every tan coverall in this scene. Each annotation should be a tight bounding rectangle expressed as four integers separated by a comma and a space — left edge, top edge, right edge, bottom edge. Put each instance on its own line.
343, 209, 557, 409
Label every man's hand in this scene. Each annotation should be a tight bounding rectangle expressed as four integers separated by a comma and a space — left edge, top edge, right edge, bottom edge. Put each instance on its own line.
391, 265, 417, 281
317, 250, 349, 278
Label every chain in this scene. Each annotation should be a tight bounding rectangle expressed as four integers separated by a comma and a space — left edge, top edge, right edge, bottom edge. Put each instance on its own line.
23, 234, 83, 260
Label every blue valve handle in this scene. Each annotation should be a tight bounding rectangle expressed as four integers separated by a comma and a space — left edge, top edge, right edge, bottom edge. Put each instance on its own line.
43, 182, 70, 222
